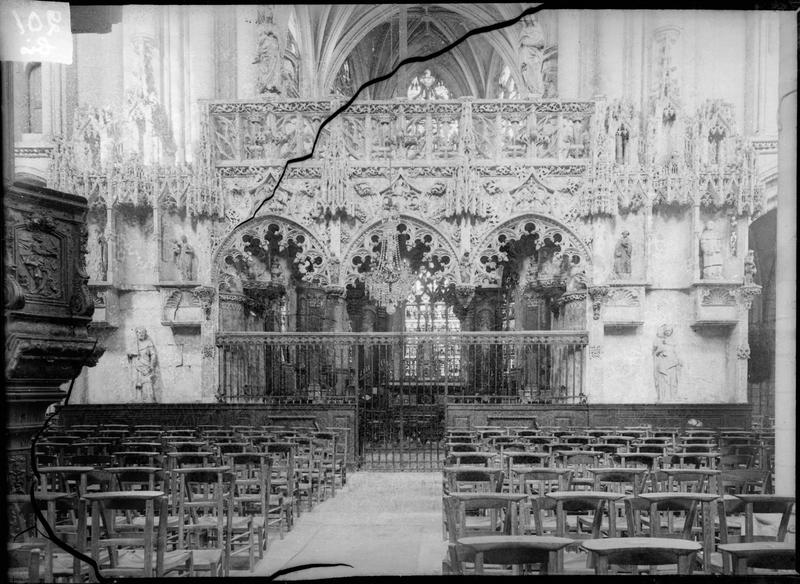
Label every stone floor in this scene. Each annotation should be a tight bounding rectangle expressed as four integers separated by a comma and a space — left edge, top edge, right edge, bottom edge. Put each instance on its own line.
232, 472, 447, 579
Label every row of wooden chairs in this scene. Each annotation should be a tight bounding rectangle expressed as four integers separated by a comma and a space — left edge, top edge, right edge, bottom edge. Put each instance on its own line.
10, 426, 351, 581
442, 488, 795, 576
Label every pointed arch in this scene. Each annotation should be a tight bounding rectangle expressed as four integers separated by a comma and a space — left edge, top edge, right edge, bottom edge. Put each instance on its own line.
340, 213, 461, 287
470, 213, 593, 287
212, 215, 334, 290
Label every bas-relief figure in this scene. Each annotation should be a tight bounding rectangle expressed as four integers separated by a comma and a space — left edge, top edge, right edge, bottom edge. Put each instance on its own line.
653, 324, 681, 402
612, 230, 632, 280
699, 220, 723, 280
128, 327, 159, 403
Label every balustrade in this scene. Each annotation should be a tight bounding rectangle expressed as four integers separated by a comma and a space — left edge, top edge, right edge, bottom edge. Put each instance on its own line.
215, 330, 588, 405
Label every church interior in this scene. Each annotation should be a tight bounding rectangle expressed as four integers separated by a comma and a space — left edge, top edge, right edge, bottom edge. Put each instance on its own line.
3, 3, 796, 579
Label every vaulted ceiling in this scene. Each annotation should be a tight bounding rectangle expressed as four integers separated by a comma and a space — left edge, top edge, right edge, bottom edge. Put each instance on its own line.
291, 4, 541, 99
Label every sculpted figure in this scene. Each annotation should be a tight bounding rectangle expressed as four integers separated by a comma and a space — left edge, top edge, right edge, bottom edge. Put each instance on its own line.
97, 232, 108, 281
613, 231, 632, 279
177, 235, 195, 281
653, 325, 681, 402
519, 16, 545, 97
699, 221, 723, 279
744, 249, 757, 285
128, 327, 158, 402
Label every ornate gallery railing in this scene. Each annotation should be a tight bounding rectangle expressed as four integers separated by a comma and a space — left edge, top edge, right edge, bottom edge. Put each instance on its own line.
205, 98, 595, 166
215, 330, 588, 405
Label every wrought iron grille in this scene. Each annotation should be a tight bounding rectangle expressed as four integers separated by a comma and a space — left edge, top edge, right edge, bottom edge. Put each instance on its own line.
215, 331, 588, 404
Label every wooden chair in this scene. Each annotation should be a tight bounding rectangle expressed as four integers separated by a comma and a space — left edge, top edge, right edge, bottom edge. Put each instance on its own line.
175, 467, 236, 577
82, 491, 193, 580
442, 493, 527, 575
713, 494, 795, 575
263, 442, 298, 528
581, 537, 701, 575
227, 452, 284, 567
7, 544, 43, 583
457, 535, 574, 575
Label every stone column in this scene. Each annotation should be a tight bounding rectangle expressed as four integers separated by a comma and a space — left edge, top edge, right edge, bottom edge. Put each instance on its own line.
556, 10, 580, 98
594, 11, 624, 100
187, 5, 215, 161
236, 5, 258, 99
586, 286, 609, 402
774, 14, 796, 497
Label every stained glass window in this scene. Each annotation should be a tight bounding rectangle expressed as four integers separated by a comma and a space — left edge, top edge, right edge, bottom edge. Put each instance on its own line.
403, 269, 460, 379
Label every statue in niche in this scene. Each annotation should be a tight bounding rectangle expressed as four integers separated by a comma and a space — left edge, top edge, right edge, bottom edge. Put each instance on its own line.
613, 231, 632, 280
744, 249, 757, 286
361, 306, 376, 332
565, 262, 587, 293
270, 256, 285, 285
172, 235, 195, 281
519, 15, 545, 97
254, 7, 281, 95
128, 327, 159, 403
97, 232, 108, 281
699, 221, 724, 280
615, 127, 630, 164
477, 308, 493, 331
653, 324, 681, 402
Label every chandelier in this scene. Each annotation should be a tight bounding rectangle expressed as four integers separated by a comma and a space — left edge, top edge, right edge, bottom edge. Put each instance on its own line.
362, 210, 416, 315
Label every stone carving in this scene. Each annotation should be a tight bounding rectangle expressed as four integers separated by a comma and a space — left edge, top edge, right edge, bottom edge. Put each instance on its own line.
729, 214, 738, 256
518, 16, 546, 98
737, 344, 751, 360
97, 232, 108, 281
254, 7, 282, 95
587, 286, 609, 321
171, 235, 196, 281
738, 284, 762, 310
588, 345, 602, 359
607, 287, 639, 306
612, 231, 632, 280
699, 220, 723, 280
565, 261, 587, 293
127, 327, 159, 403
743, 249, 756, 285
653, 324, 681, 402
700, 286, 737, 306
193, 286, 216, 320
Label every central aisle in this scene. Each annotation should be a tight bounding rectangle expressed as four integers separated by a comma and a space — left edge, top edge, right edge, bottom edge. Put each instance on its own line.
249, 472, 447, 579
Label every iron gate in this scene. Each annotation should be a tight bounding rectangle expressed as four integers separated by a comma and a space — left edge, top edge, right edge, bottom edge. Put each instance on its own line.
216, 331, 588, 470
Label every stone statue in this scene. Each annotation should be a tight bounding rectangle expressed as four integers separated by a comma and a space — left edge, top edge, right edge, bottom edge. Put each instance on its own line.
97, 232, 108, 281
653, 324, 681, 402
744, 249, 757, 285
177, 235, 195, 281
566, 263, 587, 292
519, 16, 545, 97
477, 308, 493, 331
254, 7, 281, 95
613, 231, 632, 279
699, 221, 723, 279
270, 256, 284, 284
361, 306, 376, 332
128, 327, 158, 402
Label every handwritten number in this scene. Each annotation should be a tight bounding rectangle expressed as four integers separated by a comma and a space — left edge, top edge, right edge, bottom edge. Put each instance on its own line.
47, 10, 62, 35
12, 10, 26, 35
28, 11, 43, 33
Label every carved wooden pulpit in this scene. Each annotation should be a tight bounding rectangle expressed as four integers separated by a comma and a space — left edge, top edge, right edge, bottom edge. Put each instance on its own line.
4, 180, 103, 494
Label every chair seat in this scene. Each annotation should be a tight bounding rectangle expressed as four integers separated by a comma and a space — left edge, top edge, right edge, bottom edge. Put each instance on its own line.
122, 515, 181, 529
115, 548, 193, 572
187, 548, 223, 569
